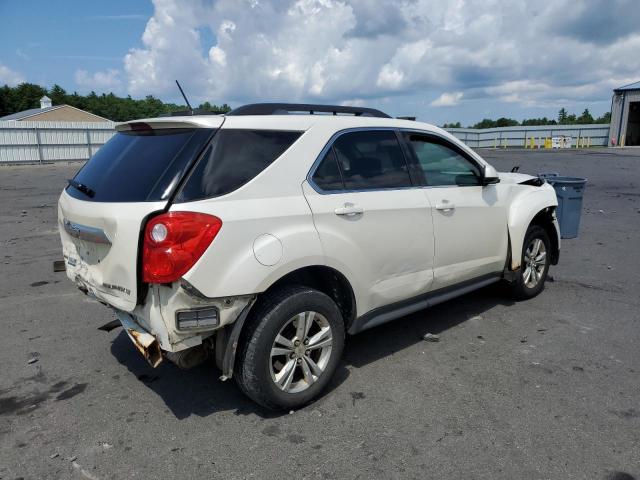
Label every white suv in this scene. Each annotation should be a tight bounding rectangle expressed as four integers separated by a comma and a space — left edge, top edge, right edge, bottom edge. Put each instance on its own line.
58, 103, 560, 410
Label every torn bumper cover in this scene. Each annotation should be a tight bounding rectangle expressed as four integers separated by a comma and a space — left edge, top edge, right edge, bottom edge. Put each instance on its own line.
114, 310, 163, 368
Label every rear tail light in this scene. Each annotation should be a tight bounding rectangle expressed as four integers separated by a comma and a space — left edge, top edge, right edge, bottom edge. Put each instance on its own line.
142, 212, 222, 284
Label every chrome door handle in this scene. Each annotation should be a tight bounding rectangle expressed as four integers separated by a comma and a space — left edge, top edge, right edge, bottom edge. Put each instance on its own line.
334, 204, 364, 216
435, 203, 456, 211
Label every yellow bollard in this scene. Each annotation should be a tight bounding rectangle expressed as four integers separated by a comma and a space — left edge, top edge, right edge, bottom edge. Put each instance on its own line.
530, 137, 535, 149
503, 137, 507, 149
588, 137, 591, 148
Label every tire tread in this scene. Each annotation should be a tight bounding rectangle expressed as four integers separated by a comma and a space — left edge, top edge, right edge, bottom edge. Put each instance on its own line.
235, 285, 343, 410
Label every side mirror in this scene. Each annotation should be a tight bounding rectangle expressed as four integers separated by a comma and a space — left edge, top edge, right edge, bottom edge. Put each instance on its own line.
482, 164, 500, 186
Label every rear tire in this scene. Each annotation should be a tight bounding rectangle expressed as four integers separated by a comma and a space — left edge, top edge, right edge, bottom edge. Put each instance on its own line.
235, 285, 345, 411
509, 224, 551, 300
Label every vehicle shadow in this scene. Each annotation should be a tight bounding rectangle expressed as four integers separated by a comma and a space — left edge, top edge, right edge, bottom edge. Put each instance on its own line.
344, 283, 514, 369
110, 332, 351, 420
109, 283, 514, 420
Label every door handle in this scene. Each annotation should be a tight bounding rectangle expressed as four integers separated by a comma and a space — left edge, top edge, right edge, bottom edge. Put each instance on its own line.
334, 204, 364, 216
435, 203, 456, 211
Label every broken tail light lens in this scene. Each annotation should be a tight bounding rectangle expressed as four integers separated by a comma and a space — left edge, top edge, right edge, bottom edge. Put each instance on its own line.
142, 212, 222, 284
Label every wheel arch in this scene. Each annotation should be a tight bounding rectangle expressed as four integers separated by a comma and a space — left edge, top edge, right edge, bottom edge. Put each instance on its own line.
262, 265, 357, 330
507, 189, 560, 271
217, 264, 357, 379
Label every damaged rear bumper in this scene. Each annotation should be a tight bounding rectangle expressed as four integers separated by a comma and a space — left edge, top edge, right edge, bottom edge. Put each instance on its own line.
114, 310, 163, 368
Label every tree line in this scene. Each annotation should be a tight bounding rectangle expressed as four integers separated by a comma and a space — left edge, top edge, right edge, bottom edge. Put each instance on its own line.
0, 83, 231, 121
1, 83, 613, 128
442, 108, 611, 129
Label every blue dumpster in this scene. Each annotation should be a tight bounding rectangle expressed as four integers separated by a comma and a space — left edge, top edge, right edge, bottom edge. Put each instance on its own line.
540, 174, 587, 239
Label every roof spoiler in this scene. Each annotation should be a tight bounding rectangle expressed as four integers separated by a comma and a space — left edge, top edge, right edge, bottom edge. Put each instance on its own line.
115, 116, 225, 132
227, 103, 391, 118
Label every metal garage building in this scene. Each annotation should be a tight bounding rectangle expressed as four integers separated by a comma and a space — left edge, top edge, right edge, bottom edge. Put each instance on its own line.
610, 81, 640, 147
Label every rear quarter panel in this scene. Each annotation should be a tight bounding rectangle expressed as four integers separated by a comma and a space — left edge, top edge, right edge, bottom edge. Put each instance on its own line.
175, 194, 325, 298
172, 124, 340, 298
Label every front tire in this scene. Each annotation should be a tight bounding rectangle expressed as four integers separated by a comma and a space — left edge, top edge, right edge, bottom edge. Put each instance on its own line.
509, 224, 551, 300
235, 285, 345, 411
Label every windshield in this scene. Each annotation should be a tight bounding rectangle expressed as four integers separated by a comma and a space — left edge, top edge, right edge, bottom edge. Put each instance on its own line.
66, 128, 214, 202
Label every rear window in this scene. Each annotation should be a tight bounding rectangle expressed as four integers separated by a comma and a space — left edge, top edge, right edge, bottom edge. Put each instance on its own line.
66, 128, 214, 202
175, 129, 302, 202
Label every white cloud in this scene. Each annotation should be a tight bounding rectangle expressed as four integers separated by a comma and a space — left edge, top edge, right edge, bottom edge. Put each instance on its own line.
114, 0, 639, 120
209, 46, 227, 67
75, 69, 122, 90
430, 91, 463, 107
0, 63, 24, 86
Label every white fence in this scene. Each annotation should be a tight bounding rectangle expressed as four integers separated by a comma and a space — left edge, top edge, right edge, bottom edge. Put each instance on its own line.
0, 120, 613, 164
0, 120, 116, 164
445, 124, 611, 148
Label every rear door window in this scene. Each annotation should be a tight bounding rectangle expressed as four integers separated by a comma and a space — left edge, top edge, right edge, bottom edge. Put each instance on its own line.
176, 129, 302, 201
332, 130, 412, 190
66, 128, 214, 202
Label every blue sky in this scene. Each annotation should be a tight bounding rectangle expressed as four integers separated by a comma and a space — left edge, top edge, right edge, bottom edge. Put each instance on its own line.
1, 0, 639, 125
0, 0, 151, 89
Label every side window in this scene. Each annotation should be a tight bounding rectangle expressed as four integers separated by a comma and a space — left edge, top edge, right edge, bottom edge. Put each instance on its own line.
332, 130, 412, 190
312, 149, 344, 191
404, 134, 481, 186
176, 129, 302, 201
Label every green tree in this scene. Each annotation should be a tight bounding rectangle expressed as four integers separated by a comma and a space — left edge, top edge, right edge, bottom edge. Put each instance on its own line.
0, 85, 12, 117
521, 117, 557, 126
473, 118, 497, 129
595, 111, 611, 123
0, 82, 232, 121
558, 108, 568, 124
7, 83, 48, 113
495, 117, 519, 127
49, 84, 67, 106
577, 108, 594, 124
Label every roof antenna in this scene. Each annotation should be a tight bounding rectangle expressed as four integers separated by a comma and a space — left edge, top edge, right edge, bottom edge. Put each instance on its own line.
175, 80, 194, 115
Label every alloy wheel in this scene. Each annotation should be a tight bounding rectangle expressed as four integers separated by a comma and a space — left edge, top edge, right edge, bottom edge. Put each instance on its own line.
270, 311, 333, 393
523, 238, 547, 288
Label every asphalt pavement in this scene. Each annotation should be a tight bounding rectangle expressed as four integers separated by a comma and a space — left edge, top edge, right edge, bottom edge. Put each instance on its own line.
1, 148, 639, 479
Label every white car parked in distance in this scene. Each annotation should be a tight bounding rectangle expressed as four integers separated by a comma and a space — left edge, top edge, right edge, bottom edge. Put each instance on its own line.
58, 103, 560, 410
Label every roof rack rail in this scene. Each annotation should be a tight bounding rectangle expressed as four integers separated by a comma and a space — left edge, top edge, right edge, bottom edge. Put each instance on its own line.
226, 103, 391, 118
158, 109, 223, 117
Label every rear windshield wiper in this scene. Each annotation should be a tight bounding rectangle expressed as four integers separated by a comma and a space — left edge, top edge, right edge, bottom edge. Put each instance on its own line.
67, 179, 95, 198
